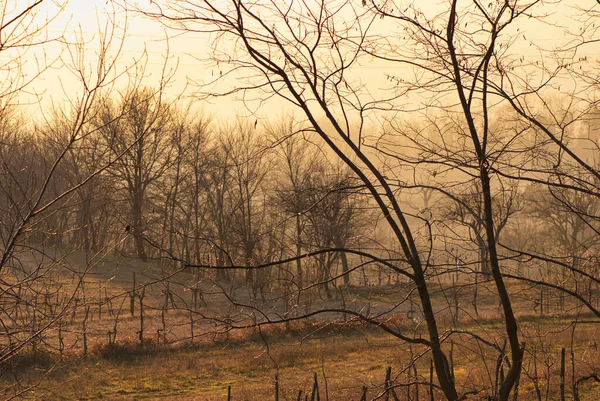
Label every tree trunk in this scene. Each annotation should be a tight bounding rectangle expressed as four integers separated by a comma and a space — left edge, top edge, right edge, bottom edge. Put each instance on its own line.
132, 190, 147, 261
481, 168, 523, 401
296, 214, 303, 289
216, 248, 228, 282
340, 251, 349, 286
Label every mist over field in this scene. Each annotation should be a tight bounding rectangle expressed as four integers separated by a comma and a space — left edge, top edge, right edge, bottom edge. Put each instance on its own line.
1, 1, 600, 400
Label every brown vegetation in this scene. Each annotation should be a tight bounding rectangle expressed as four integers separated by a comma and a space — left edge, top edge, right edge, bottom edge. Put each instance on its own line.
2, 1, 600, 400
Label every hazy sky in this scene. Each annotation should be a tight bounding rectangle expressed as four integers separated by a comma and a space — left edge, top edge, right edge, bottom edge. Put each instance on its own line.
15, 0, 600, 121
22, 0, 213, 114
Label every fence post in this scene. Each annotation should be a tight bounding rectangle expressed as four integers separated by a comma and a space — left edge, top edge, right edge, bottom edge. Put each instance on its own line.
411, 347, 419, 401
360, 385, 367, 401
310, 372, 320, 401
138, 287, 145, 344
560, 347, 566, 401
385, 366, 391, 401
161, 305, 167, 346
58, 323, 64, 361
384, 366, 399, 401
98, 280, 102, 320
429, 359, 434, 401
190, 310, 194, 344
130, 272, 136, 316
82, 305, 90, 358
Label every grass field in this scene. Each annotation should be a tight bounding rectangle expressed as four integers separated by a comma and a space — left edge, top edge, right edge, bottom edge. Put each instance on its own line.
2, 251, 600, 400
4, 317, 600, 400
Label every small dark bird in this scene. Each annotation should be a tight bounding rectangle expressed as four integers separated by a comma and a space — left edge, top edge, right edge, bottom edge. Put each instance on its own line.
124, 225, 131, 233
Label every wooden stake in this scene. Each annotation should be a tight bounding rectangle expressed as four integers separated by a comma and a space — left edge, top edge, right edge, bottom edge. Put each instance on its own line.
130, 272, 136, 316
429, 359, 434, 401
560, 347, 566, 401
360, 385, 367, 401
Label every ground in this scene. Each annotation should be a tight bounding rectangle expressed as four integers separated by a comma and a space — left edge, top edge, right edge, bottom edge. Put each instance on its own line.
2, 251, 600, 400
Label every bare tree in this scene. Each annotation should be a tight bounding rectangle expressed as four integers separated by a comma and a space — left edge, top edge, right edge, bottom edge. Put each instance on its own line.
0, 4, 151, 397
97, 87, 175, 261
442, 180, 521, 276
178, 116, 213, 265
141, 2, 463, 399
270, 122, 319, 291
226, 120, 271, 297
304, 161, 370, 294
139, 1, 600, 399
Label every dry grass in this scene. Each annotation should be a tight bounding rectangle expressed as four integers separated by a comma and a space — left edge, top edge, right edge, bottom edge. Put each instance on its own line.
2, 317, 599, 400
2, 251, 600, 400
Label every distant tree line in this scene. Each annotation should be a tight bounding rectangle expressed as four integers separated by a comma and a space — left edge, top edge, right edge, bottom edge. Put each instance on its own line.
3, 1, 600, 400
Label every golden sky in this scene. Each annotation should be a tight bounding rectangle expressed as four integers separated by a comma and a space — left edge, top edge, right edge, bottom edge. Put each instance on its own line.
10, 0, 600, 122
